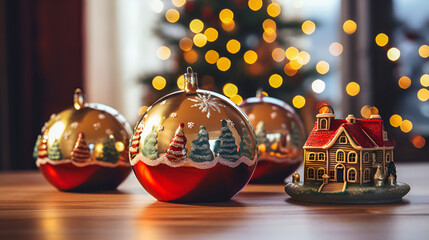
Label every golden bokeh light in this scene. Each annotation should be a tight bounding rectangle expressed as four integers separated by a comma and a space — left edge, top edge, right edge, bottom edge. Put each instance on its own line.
417, 88, 429, 101
343, 20, 357, 34
329, 42, 343, 56
184, 49, 198, 64
285, 47, 299, 60
262, 19, 276, 32
267, 3, 281, 17
226, 39, 241, 54
165, 9, 180, 23
298, 51, 311, 65
172, 0, 186, 7
411, 135, 426, 149
222, 21, 235, 32
311, 79, 325, 94
204, 28, 218, 42
390, 114, 402, 127
418, 45, 429, 58
156, 46, 171, 60
346, 82, 360, 96
219, 9, 234, 24
189, 19, 204, 33
400, 120, 413, 133
179, 38, 193, 51
420, 74, 429, 87
284, 63, 298, 76
361, 105, 371, 118
152, 76, 166, 90
398, 76, 411, 89
289, 59, 303, 70
248, 0, 263, 11
375, 33, 389, 47
177, 75, 185, 90
316, 61, 329, 75
263, 31, 277, 43
230, 95, 243, 105
244, 50, 258, 64
272, 48, 285, 62
269, 74, 283, 88
205, 50, 219, 64
302, 20, 316, 35
217, 57, 231, 71
115, 142, 125, 152
223, 83, 238, 97
387, 47, 400, 61
193, 33, 207, 47
292, 95, 306, 109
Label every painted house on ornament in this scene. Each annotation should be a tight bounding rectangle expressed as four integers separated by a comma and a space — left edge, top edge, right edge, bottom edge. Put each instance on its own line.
303, 109, 394, 187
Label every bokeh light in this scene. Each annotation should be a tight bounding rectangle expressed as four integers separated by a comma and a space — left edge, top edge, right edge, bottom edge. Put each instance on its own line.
285, 47, 299, 60
205, 50, 219, 64
316, 61, 329, 75
375, 33, 389, 47
272, 48, 285, 62
156, 46, 171, 60
244, 50, 258, 64
420, 74, 429, 87
343, 20, 357, 34
165, 9, 180, 23
184, 49, 198, 63
398, 76, 411, 89
262, 19, 276, 32
390, 114, 402, 127
292, 95, 306, 109
217, 57, 231, 71
267, 3, 281, 17
152, 76, 166, 90
248, 0, 263, 11
230, 95, 243, 105
411, 135, 426, 149
179, 38, 193, 51
387, 47, 400, 61
311, 79, 326, 94
222, 21, 235, 32
226, 39, 241, 54
263, 31, 277, 43
289, 59, 303, 70
189, 19, 204, 33
219, 9, 234, 24
361, 105, 371, 118
400, 120, 413, 133
417, 88, 429, 101
298, 51, 311, 65
329, 42, 343, 56
418, 45, 429, 58
284, 63, 297, 76
301, 20, 316, 35
204, 28, 218, 42
193, 33, 207, 47
172, 0, 186, 7
177, 75, 185, 90
269, 74, 283, 88
346, 82, 360, 96
223, 83, 238, 97
151, 0, 164, 13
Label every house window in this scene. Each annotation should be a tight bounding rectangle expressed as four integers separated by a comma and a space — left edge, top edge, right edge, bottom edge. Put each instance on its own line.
317, 153, 325, 161
347, 168, 357, 182
307, 168, 315, 179
363, 152, 369, 163
329, 170, 335, 179
320, 118, 327, 129
386, 153, 391, 163
363, 168, 371, 182
348, 151, 357, 163
336, 150, 345, 162
317, 168, 325, 180
308, 153, 315, 161
339, 136, 347, 144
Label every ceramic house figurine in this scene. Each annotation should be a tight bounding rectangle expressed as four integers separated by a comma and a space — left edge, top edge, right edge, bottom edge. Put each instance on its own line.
285, 106, 410, 204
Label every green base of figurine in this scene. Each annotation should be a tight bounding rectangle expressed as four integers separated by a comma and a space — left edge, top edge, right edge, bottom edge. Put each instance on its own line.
285, 182, 410, 204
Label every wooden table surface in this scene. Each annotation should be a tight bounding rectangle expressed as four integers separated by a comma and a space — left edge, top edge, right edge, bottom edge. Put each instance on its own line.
0, 163, 428, 240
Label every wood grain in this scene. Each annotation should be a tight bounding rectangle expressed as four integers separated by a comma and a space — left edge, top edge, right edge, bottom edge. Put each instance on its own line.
0, 163, 428, 240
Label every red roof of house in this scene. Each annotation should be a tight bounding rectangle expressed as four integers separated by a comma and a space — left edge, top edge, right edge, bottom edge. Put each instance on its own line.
304, 117, 393, 149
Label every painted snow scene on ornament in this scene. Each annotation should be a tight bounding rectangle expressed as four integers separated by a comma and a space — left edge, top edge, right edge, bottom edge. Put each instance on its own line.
284, 106, 410, 204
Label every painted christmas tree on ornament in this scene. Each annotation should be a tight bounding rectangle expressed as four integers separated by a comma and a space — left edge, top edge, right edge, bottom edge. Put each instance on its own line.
284, 105, 410, 203
130, 68, 258, 203
34, 88, 132, 192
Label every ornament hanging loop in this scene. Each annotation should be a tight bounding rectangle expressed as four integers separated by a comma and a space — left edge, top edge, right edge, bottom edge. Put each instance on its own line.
73, 88, 86, 110
184, 67, 198, 93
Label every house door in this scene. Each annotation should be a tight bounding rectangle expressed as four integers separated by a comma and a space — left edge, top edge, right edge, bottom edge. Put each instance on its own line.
335, 164, 345, 182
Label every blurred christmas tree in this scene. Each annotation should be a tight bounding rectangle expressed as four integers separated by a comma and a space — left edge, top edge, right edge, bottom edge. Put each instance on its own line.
141, 0, 314, 105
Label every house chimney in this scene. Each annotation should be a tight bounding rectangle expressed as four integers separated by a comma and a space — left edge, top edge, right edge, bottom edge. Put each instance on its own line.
346, 114, 356, 123
370, 114, 381, 119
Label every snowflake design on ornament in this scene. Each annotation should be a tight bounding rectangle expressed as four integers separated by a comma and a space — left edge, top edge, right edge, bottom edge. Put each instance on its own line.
226, 119, 235, 128
93, 122, 101, 130
188, 93, 225, 119
170, 112, 177, 118
105, 128, 113, 135
187, 122, 195, 129
63, 130, 71, 140
157, 125, 164, 131
71, 122, 79, 129
249, 114, 256, 120
98, 113, 106, 119
271, 112, 278, 119
271, 106, 279, 110
160, 100, 167, 105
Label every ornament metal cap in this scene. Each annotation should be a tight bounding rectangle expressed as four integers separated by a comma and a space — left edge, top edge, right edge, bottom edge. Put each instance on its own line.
73, 88, 86, 110
184, 67, 198, 93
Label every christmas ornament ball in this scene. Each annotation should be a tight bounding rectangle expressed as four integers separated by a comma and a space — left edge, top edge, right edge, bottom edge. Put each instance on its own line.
240, 91, 306, 183
130, 68, 258, 203
34, 89, 132, 192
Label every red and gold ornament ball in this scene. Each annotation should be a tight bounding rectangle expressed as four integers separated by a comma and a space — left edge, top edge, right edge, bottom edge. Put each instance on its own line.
240, 91, 306, 183
34, 89, 132, 192
130, 68, 258, 203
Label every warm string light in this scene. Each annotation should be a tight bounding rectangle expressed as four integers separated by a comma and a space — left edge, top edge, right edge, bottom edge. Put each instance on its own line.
230, 95, 243, 105
217, 57, 231, 71
411, 135, 426, 149
226, 39, 241, 54
204, 28, 218, 42
189, 19, 204, 33
329, 42, 343, 56
346, 82, 360, 96
152, 76, 166, 90
311, 79, 325, 94
292, 95, 306, 108
375, 33, 389, 47
398, 76, 411, 89
248, 0, 263, 11
244, 50, 258, 64
302, 20, 315, 35
172, 0, 186, 8
156, 46, 171, 60
223, 83, 238, 97
184, 49, 198, 64
193, 33, 207, 47
219, 9, 234, 24
387, 47, 400, 61
418, 45, 429, 58
343, 20, 357, 34
420, 74, 429, 87
177, 75, 185, 90
267, 3, 281, 17
316, 61, 329, 75
165, 9, 180, 23
360, 105, 378, 118
179, 38, 193, 51
205, 50, 219, 64
269, 74, 283, 88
